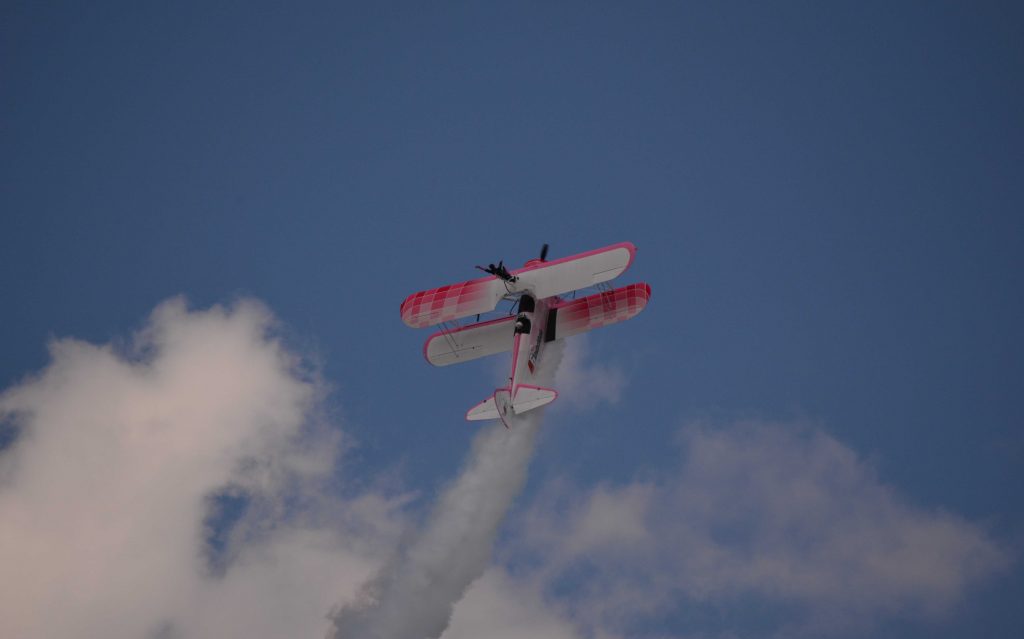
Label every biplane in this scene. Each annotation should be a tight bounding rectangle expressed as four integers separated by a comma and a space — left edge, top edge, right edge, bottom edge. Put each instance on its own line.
400, 242, 651, 427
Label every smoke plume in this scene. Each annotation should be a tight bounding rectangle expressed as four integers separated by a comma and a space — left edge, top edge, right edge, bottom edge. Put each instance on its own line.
327, 343, 565, 639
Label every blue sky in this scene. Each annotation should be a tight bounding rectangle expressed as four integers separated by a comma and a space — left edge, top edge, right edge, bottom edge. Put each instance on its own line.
2, 3, 1022, 638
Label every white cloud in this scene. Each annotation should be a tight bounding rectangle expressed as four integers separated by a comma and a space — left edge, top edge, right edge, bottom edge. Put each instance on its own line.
553, 335, 627, 410
443, 568, 591, 639
0, 297, 404, 639
510, 421, 1011, 637
0, 298, 1010, 639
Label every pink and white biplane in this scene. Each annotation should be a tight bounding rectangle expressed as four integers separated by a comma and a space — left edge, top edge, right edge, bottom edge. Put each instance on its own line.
400, 242, 651, 427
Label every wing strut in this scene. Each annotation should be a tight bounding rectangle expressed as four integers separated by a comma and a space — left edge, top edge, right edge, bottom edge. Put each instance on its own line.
436, 320, 461, 360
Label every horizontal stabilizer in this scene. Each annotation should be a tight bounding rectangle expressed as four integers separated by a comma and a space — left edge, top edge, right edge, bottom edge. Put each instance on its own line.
465, 386, 557, 426
512, 385, 558, 413
466, 394, 500, 421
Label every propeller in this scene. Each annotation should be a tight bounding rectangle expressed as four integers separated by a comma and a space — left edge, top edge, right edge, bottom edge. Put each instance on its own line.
539, 243, 549, 261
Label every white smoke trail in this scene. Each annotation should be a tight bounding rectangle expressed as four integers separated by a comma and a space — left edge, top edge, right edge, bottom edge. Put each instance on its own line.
327, 343, 564, 639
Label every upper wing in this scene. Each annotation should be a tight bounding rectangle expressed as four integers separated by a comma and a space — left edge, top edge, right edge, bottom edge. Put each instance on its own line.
401, 242, 636, 328
550, 282, 651, 339
513, 242, 635, 299
424, 316, 516, 366
401, 277, 508, 328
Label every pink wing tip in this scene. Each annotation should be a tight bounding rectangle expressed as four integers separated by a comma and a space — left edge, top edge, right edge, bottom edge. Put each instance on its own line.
422, 334, 436, 365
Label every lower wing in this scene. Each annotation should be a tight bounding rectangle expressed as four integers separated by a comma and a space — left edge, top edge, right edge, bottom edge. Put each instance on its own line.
424, 316, 516, 366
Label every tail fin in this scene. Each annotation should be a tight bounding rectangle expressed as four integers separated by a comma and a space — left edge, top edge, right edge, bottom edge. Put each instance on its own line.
465, 386, 557, 427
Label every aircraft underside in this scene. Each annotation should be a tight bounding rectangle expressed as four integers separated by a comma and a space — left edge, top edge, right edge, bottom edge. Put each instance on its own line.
400, 242, 651, 425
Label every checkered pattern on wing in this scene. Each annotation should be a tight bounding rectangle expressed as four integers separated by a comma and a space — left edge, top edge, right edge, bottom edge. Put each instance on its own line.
400, 278, 492, 328
555, 282, 651, 333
